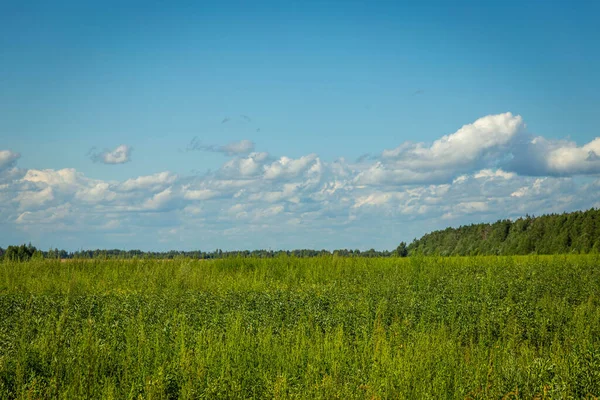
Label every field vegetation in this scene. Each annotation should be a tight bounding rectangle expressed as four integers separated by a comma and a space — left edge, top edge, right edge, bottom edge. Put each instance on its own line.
1, 255, 600, 398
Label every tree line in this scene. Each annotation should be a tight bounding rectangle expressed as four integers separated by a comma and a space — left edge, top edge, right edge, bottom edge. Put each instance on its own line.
408, 208, 600, 256
0, 245, 403, 261
2, 208, 598, 261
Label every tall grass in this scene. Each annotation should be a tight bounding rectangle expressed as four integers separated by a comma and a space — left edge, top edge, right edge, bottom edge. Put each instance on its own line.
1, 255, 599, 398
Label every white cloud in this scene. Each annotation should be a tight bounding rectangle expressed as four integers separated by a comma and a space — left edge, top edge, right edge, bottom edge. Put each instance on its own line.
143, 187, 174, 211
382, 112, 523, 167
263, 154, 320, 180
354, 162, 454, 186
75, 182, 117, 204
353, 192, 397, 208
183, 188, 218, 201
120, 172, 177, 191
15, 186, 54, 210
248, 183, 301, 204
90, 144, 132, 164
511, 136, 600, 176
4, 112, 600, 251
0, 150, 20, 170
474, 169, 515, 180
23, 168, 79, 189
220, 140, 255, 155
356, 113, 524, 186
15, 168, 118, 210
16, 204, 72, 225
221, 152, 269, 178
510, 187, 528, 198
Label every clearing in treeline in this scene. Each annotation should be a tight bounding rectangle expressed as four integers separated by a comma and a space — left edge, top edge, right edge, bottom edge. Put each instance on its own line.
1, 255, 599, 398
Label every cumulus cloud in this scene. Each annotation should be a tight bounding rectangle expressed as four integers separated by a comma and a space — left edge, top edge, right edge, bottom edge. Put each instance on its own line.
509, 136, 600, 176
75, 182, 117, 204
220, 152, 269, 178
143, 187, 174, 211
120, 172, 177, 192
0, 151, 25, 186
355, 113, 524, 186
16, 204, 72, 225
23, 168, 80, 189
354, 163, 455, 186
15, 186, 54, 210
382, 112, 523, 167
4, 112, 600, 250
0, 150, 20, 170
187, 138, 255, 155
264, 154, 321, 180
221, 140, 255, 155
89, 144, 132, 164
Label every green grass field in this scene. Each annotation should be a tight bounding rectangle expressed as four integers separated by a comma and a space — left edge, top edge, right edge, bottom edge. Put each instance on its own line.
1, 256, 600, 399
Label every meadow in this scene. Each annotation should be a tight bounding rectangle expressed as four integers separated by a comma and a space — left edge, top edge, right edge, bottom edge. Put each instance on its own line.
1, 255, 599, 399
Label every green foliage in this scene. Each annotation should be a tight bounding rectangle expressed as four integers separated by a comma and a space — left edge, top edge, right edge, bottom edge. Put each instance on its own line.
396, 242, 408, 257
1, 256, 599, 398
17, 247, 395, 260
409, 208, 600, 256
1, 243, 38, 262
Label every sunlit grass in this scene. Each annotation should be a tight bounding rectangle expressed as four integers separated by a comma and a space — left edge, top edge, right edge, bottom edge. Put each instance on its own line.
1, 255, 599, 398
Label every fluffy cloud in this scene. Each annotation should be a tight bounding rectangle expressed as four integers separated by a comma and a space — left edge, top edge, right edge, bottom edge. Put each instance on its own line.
383, 112, 523, 166
75, 183, 117, 204
143, 187, 174, 211
4, 112, 600, 250
16, 204, 72, 225
90, 144, 132, 164
15, 186, 54, 211
264, 154, 321, 180
120, 172, 177, 191
356, 113, 524, 186
23, 168, 80, 189
510, 136, 600, 176
0, 150, 24, 186
221, 140, 255, 155
220, 152, 269, 178
0, 150, 20, 170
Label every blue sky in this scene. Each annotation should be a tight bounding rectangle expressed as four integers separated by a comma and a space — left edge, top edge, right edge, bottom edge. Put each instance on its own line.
1, 0, 599, 250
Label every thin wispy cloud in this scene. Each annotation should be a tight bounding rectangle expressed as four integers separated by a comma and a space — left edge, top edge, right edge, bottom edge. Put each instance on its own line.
186, 138, 255, 155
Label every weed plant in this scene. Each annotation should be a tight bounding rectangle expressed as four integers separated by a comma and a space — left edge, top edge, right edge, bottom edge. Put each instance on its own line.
1, 255, 599, 398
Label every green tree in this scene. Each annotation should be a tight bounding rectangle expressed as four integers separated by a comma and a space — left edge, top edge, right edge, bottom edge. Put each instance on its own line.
396, 242, 408, 257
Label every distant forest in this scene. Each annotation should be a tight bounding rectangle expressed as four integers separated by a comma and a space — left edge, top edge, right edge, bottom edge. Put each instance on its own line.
408, 208, 600, 256
0, 244, 397, 261
1, 208, 599, 261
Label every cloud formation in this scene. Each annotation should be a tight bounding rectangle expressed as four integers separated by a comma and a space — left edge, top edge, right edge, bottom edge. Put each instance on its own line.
0, 150, 20, 170
510, 136, 600, 176
2, 112, 600, 250
89, 144, 132, 164
357, 112, 524, 186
